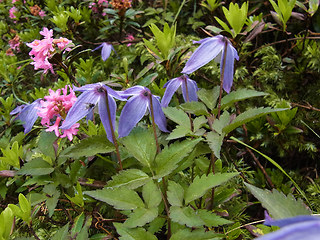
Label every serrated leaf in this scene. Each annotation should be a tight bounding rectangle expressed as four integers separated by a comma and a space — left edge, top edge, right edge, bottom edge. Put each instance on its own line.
148, 217, 166, 234
163, 107, 190, 126
170, 206, 204, 227
206, 131, 225, 159
142, 181, 162, 208
114, 222, 158, 240
193, 116, 207, 132
84, 187, 144, 210
185, 172, 239, 204
222, 108, 288, 134
124, 207, 158, 228
180, 102, 209, 116
154, 138, 201, 178
212, 111, 230, 134
107, 169, 150, 189
221, 89, 268, 109
166, 125, 191, 140
167, 181, 184, 207
197, 86, 220, 110
170, 228, 223, 240
17, 158, 54, 176
121, 127, 157, 168
198, 209, 232, 227
43, 184, 60, 217
245, 183, 311, 219
38, 131, 57, 160
62, 135, 115, 159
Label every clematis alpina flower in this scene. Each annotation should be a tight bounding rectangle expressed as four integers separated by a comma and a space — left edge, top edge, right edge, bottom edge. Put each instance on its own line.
10, 99, 42, 134
182, 35, 239, 93
118, 86, 169, 138
256, 215, 320, 240
161, 74, 198, 108
93, 43, 114, 61
60, 83, 126, 143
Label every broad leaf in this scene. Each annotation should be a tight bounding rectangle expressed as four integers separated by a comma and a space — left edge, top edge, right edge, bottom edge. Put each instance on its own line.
124, 207, 158, 228
245, 183, 311, 219
154, 138, 201, 178
114, 222, 158, 240
167, 181, 184, 207
162, 107, 190, 126
206, 132, 225, 159
18, 158, 54, 176
222, 107, 288, 134
43, 184, 60, 217
170, 206, 204, 227
38, 131, 57, 160
62, 135, 115, 159
121, 127, 157, 168
185, 172, 239, 204
142, 181, 162, 208
166, 125, 191, 140
107, 169, 150, 189
198, 209, 232, 227
221, 89, 268, 109
197, 86, 220, 110
180, 102, 209, 116
84, 187, 144, 210
170, 228, 224, 240
212, 111, 230, 134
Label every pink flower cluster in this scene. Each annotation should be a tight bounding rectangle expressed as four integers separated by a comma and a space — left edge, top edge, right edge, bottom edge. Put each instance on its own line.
26, 27, 74, 73
89, 0, 108, 16
9, 6, 18, 19
37, 85, 79, 141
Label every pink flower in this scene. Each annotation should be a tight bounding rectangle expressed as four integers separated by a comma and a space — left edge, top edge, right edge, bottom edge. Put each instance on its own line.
39, 10, 46, 18
9, 7, 18, 19
12, 0, 19, 3
60, 123, 80, 141
53, 37, 74, 51
126, 34, 134, 46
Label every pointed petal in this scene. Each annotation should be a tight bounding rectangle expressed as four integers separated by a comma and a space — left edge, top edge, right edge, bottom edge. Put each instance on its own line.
73, 83, 102, 92
161, 78, 182, 107
92, 44, 103, 52
265, 215, 320, 228
181, 77, 198, 102
193, 37, 213, 44
182, 38, 224, 74
101, 43, 112, 61
222, 43, 237, 93
151, 95, 169, 133
103, 85, 127, 101
60, 91, 100, 129
17, 99, 41, 134
121, 86, 145, 97
118, 95, 148, 138
98, 94, 116, 143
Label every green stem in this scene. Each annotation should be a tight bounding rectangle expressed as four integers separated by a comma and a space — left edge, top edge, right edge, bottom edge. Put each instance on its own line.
217, 40, 228, 119
104, 89, 123, 171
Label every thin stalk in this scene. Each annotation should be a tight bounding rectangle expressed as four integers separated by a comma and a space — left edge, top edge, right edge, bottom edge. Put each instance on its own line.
104, 90, 123, 171
217, 41, 228, 119
209, 153, 216, 210
148, 93, 160, 153
173, 0, 187, 24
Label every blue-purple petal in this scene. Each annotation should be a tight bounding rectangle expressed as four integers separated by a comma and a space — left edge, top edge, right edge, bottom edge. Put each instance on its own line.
161, 78, 182, 107
15, 99, 41, 134
118, 95, 148, 138
181, 77, 198, 103
264, 215, 320, 228
221, 43, 236, 93
101, 43, 113, 61
120, 86, 146, 97
60, 91, 100, 129
182, 37, 224, 74
150, 95, 169, 133
98, 94, 116, 143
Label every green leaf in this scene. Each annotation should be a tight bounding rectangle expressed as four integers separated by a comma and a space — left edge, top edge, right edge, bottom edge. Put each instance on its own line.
107, 169, 150, 189
143, 39, 162, 59
121, 127, 157, 168
142, 181, 162, 208
214, 17, 233, 37
180, 102, 209, 116
162, 107, 190, 126
212, 111, 230, 134
43, 184, 60, 217
245, 183, 311, 219
185, 172, 239, 204
170, 228, 224, 240
222, 107, 288, 134
17, 158, 54, 176
167, 181, 184, 207
154, 138, 201, 178
198, 209, 232, 227
193, 116, 207, 132
170, 206, 204, 227
62, 135, 115, 159
38, 131, 57, 160
124, 207, 158, 228
0, 207, 14, 240
220, 88, 268, 109
138, 73, 158, 87
18, 194, 31, 222
148, 217, 166, 234
206, 131, 225, 159
166, 125, 191, 140
84, 187, 144, 210
114, 223, 158, 240
197, 86, 220, 110
71, 212, 85, 237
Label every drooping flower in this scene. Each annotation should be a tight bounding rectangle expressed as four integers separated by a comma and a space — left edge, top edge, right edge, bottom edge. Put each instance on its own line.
256, 215, 320, 240
60, 83, 126, 143
93, 43, 114, 61
118, 86, 169, 138
161, 74, 198, 108
10, 99, 42, 134
182, 35, 239, 93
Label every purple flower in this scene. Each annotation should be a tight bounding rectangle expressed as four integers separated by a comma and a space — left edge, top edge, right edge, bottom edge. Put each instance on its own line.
10, 99, 42, 134
60, 83, 126, 143
182, 35, 239, 93
161, 74, 198, 108
255, 215, 320, 240
118, 86, 169, 138
93, 42, 114, 61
